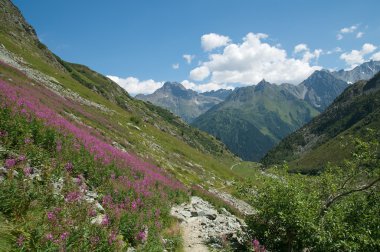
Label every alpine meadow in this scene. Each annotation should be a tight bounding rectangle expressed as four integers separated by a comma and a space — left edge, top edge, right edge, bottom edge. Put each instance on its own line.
0, 0, 379, 251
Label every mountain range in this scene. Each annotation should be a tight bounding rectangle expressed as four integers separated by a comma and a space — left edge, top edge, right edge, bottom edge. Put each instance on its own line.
136, 63, 379, 161
263, 71, 380, 173
331, 60, 380, 83
136, 82, 231, 123
192, 79, 320, 161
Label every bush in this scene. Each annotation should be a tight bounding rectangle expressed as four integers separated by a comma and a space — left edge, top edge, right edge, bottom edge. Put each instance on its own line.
243, 134, 380, 251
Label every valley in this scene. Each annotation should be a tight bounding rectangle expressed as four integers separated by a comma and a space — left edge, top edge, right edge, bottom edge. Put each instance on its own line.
0, 0, 379, 251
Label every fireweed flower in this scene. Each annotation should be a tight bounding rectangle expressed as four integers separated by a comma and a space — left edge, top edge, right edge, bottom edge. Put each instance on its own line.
101, 215, 110, 226
60, 232, 69, 241
5, 158, 17, 168
46, 233, 54, 241
16, 235, 24, 247
23, 167, 32, 176
137, 230, 147, 242
108, 230, 117, 245
65, 191, 81, 202
90, 236, 100, 245
47, 211, 55, 221
64, 162, 73, 172
24, 138, 32, 144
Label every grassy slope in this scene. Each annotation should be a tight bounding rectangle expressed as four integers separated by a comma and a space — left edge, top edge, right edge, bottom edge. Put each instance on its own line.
0, 1, 243, 189
263, 74, 380, 173
192, 83, 319, 161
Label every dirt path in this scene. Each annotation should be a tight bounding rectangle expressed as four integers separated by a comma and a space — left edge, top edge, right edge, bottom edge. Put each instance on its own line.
230, 162, 241, 170
181, 218, 209, 252
171, 196, 247, 251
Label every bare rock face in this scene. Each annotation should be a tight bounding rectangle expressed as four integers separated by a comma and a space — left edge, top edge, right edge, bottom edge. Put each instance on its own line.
171, 196, 248, 251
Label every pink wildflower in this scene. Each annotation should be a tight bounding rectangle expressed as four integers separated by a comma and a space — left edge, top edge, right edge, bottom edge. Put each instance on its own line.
24, 138, 32, 144
101, 215, 110, 226
23, 167, 32, 176
5, 158, 17, 168
108, 230, 117, 245
46, 233, 54, 241
60, 232, 69, 241
16, 235, 24, 247
64, 162, 73, 172
47, 211, 55, 221
65, 191, 81, 202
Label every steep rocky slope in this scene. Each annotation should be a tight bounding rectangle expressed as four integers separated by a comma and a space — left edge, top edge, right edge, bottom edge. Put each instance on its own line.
192, 80, 319, 161
263, 72, 380, 173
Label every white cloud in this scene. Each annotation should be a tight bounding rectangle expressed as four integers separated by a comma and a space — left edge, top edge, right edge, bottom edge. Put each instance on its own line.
294, 43, 322, 63
189, 66, 210, 81
201, 33, 231, 51
337, 24, 363, 40
183, 54, 195, 64
340, 43, 377, 67
181, 80, 233, 93
294, 43, 308, 53
326, 47, 342, 55
371, 52, 380, 61
356, 32, 364, 38
107, 75, 163, 95
172, 63, 179, 69
340, 25, 358, 34
190, 32, 321, 85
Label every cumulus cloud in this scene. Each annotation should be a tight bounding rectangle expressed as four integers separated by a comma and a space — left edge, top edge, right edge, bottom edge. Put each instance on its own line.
293, 43, 322, 63
190, 32, 321, 85
356, 32, 364, 38
294, 43, 308, 53
337, 24, 362, 40
340, 25, 358, 34
340, 43, 377, 68
201, 33, 231, 51
371, 52, 380, 61
172, 63, 179, 69
189, 66, 210, 81
183, 54, 195, 64
107, 75, 163, 95
181, 80, 233, 93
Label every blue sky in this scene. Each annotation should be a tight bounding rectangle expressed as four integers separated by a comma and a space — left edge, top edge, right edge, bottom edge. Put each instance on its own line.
14, 0, 380, 95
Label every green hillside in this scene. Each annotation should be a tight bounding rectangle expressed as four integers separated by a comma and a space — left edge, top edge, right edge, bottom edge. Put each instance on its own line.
192, 80, 319, 161
0, 0, 243, 189
263, 72, 380, 173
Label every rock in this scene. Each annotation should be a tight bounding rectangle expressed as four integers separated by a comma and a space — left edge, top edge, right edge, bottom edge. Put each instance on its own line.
52, 178, 64, 196
91, 214, 105, 225
171, 196, 248, 251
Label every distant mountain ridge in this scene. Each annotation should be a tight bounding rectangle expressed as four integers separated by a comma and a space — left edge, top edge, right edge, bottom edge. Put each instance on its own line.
192, 80, 320, 161
136, 82, 226, 123
262, 72, 380, 172
201, 89, 233, 100
285, 70, 348, 111
191, 64, 379, 161
331, 60, 380, 83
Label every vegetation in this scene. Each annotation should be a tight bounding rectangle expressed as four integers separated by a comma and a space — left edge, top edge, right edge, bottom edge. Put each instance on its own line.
0, 76, 188, 251
192, 81, 319, 161
239, 133, 380, 251
263, 73, 380, 173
